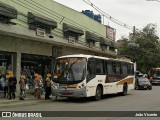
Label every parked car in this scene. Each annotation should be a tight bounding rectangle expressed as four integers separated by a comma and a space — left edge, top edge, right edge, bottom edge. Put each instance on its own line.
134, 71, 143, 77
135, 77, 152, 90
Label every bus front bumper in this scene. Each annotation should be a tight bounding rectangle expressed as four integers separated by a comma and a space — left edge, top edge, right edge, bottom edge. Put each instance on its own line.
151, 80, 160, 84
51, 87, 87, 98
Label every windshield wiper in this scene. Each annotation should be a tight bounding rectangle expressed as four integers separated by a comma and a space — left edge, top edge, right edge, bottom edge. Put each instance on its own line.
66, 58, 81, 81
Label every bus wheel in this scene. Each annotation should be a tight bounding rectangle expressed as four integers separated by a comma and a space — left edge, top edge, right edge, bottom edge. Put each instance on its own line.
67, 97, 75, 100
121, 84, 128, 96
135, 86, 138, 90
94, 86, 102, 101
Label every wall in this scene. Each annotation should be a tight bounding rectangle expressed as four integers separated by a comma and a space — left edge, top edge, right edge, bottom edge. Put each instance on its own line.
1, 0, 107, 41
0, 34, 52, 56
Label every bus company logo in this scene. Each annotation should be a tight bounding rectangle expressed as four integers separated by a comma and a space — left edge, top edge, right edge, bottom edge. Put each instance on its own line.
2, 112, 11, 117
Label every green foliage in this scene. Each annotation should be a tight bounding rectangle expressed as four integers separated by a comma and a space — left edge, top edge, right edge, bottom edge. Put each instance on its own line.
118, 23, 160, 73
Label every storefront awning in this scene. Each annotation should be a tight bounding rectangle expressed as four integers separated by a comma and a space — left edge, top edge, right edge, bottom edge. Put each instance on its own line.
63, 23, 84, 36
0, 2, 17, 19
100, 37, 110, 46
86, 31, 100, 42
28, 12, 57, 30
110, 41, 118, 48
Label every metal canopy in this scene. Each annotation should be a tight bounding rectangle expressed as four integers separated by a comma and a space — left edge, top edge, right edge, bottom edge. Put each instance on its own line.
0, 2, 17, 19
86, 31, 99, 42
28, 12, 57, 29
109, 41, 118, 48
63, 23, 84, 36
100, 37, 110, 46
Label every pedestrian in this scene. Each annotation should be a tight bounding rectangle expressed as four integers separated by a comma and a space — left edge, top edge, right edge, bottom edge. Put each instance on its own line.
0, 75, 5, 97
34, 74, 43, 99
34, 73, 38, 97
8, 71, 17, 99
45, 73, 52, 100
3, 74, 9, 98
19, 74, 26, 100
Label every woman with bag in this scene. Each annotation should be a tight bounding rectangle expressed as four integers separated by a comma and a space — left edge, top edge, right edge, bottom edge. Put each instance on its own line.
3, 74, 9, 98
19, 74, 26, 100
8, 71, 17, 99
45, 73, 52, 100
34, 74, 43, 99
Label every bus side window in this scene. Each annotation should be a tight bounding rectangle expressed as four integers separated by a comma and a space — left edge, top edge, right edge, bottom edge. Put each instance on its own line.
107, 61, 113, 74
127, 64, 133, 75
131, 64, 134, 75
115, 62, 121, 74
122, 63, 127, 75
104, 61, 108, 74
112, 62, 116, 74
95, 60, 104, 75
87, 60, 96, 81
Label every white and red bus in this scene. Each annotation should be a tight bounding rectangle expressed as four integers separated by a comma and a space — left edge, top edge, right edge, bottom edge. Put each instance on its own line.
149, 68, 160, 84
52, 54, 135, 100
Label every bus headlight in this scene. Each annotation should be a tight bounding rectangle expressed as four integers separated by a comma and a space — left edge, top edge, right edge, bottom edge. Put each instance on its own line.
78, 83, 85, 89
53, 82, 59, 86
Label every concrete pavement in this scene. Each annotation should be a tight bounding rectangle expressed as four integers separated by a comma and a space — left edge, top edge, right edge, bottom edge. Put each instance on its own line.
0, 92, 49, 108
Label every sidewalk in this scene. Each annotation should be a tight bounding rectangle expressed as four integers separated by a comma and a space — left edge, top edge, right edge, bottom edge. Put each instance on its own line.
0, 91, 47, 108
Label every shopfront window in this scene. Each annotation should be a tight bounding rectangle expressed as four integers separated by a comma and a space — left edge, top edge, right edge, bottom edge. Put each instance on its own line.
0, 52, 12, 75
0, 51, 12, 90
21, 54, 52, 89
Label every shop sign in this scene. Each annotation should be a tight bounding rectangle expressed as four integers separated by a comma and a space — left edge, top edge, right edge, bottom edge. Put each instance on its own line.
36, 28, 46, 37
106, 25, 116, 41
52, 46, 62, 57
68, 36, 75, 44
89, 41, 94, 48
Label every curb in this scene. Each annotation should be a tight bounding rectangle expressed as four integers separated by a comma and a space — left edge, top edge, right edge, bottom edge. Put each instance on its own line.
0, 99, 46, 108
0, 94, 48, 108
0, 97, 35, 104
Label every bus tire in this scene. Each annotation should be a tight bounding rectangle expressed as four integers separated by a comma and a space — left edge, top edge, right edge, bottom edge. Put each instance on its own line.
94, 86, 102, 101
135, 86, 139, 90
121, 84, 128, 96
149, 87, 152, 90
67, 97, 75, 100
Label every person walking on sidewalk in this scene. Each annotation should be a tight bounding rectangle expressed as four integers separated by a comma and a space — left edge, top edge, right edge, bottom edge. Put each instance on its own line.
34, 73, 38, 98
45, 73, 52, 100
8, 71, 17, 99
3, 74, 9, 98
19, 74, 27, 100
34, 74, 43, 100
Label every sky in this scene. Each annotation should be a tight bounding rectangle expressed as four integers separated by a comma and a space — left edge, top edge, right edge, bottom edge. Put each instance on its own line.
53, 0, 160, 40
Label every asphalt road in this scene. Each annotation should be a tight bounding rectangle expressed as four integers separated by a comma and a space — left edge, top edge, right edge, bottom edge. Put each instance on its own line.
1, 85, 160, 120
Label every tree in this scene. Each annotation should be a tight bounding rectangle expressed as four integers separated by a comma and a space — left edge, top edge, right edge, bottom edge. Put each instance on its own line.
118, 23, 160, 73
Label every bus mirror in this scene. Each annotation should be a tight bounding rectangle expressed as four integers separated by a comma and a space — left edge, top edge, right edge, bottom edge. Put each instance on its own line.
86, 74, 95, 82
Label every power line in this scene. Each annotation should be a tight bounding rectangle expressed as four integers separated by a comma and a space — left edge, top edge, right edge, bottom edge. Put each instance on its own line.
8, 0, 115, 52
12, 0, 111, 39
82, 0, 133, 30
146, 0, 160, 2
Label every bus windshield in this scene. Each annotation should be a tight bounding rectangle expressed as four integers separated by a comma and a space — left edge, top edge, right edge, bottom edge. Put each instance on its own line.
150, 68, 160, 78
53, 57, 86, 84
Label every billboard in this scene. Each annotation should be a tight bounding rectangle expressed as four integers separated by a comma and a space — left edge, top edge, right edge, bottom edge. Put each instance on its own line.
106, 25, 116, 41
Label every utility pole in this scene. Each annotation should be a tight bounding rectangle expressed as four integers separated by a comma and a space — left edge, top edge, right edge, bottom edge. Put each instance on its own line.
102, 14, 104, 25
132, 26, 136, 42
128, 26, 139, 47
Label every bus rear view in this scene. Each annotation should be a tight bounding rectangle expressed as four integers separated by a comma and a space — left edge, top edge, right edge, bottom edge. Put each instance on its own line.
149, 68, 160, 84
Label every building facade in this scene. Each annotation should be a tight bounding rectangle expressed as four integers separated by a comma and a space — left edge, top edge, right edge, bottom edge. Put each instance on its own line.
0, 0, 118, 87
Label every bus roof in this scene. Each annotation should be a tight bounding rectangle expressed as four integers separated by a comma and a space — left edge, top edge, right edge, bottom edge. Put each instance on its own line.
151, 68, 160, 70
57, 54, 133, 63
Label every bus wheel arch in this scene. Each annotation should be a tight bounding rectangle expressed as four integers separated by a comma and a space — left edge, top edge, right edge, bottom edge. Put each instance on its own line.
94, 84, 103, 101
121, 83, 128, 96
